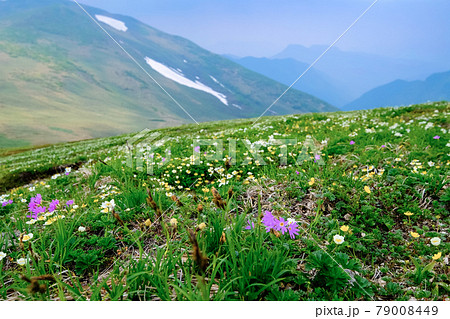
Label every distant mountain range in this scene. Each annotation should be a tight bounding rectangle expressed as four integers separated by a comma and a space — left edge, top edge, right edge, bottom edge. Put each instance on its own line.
344, 71, 450, 110
228, 44, 447, 108
225, 56, 348, 106
0, 0, 335, 148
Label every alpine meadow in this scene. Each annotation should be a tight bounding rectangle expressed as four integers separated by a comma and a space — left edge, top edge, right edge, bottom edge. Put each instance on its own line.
0, 0, 449, 304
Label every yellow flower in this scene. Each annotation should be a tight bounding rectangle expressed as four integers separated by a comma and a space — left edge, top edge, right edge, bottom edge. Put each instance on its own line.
198, 222, 206, 230
410, 231, 420, 238
144, 219, 152, 227
404, 211, 413, 216
432, 252, 442, 260
364, 186, 371, 194
308, 178, 315, 186
340, 225, 349, 232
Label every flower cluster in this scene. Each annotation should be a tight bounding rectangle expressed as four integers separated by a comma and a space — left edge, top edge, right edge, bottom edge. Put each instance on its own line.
27, 194, 73, 220
260, 210, 300, 239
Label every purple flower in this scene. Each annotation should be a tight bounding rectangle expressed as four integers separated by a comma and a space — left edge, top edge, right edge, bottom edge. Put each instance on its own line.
315, 155, 321, 160
1, 200, 12, 207
295, 170, 300, 175
433, 135, 440, 140
350, 140, 355, 145
245, 219, 255, 230
287, 222, 300, 239
65, 200, 74, 207
262, 211, 277, 233
275, 217, 288, 235
194, 146, 200, 153
381, 145, 386, 148
48, 199, 59, 212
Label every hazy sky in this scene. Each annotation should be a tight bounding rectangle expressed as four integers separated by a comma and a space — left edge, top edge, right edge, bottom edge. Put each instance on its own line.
78, 0, 449, 64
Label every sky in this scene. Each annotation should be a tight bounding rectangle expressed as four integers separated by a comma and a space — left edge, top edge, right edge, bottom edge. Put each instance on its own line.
78, 0, 450, 65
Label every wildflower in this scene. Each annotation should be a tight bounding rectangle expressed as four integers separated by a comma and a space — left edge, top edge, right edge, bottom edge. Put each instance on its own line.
0, 252, 6, 261
198, 222, 207, 230
340, 225, 349, 232
333, 234, 345, 245
404, 211, 413, 216
349, 140, 355, 145
65, 200, 74, 207
287, 222, 299, 239
48, 199, 59, 212
308, 178, 315, 186
78, 226, 86, 232
381, 145, 386, 148
194, 146, 200, 153
287, 218, 296, 225
169, 218, 178, 227
410, 232, 420, 238
262, 211, 277, 232
17, 258, 27, 266
244, 220, 254, 230
433, 135, 440, 140
430, 237, 441, 246
276, 218, 288, 234
28, 187, 35, 192
22, 233, 33, 242
26, 219, 37, 225
432, 252, 441, 260
295, 171, 300, 175
364, 186, 371, 194
65, 167, 71, 175
100, 199, 115, 212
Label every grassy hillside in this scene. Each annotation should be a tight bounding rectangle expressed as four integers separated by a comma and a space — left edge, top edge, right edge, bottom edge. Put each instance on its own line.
0, 102, 448, 301
0, 0, 335, 148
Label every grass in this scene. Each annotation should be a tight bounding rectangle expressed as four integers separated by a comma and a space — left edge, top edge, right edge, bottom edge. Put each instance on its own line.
0, 101, 448, 301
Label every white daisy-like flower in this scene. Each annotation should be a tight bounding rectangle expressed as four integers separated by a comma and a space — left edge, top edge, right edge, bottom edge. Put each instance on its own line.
22, 233, 33, 242
430, 237, 441, 246
0, 252, 6, 261
17, 258, 27, 266
100, 199, 115, 212
26, 219, 37, 225
333, 234, 345, 245
78, 226, 86, 232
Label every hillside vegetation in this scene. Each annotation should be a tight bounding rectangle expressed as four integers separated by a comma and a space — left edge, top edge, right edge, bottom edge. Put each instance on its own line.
0, 102, 448, 301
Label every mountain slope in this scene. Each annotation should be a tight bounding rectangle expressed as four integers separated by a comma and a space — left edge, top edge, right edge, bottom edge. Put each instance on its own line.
0, 0, 336, 148
345, 71, 450, 110
227, 56, 348, 106
274, 44, 443, 103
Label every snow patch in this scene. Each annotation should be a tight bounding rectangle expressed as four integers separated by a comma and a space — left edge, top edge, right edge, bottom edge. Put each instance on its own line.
210, 75, 225, 88
232, 104, 242, 110
145, 57, 228, 105
95, 15, 128, 32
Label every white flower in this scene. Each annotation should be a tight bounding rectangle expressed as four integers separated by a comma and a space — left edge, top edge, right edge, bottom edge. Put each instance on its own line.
78, 226, 86, 232
0, 252, 6, 261
394, 132, 403, 137
73, 205, 79, 209
169, 218, 178, 227
22, 233, 33, 242
428, 161, 435, 167
17, 258, 27, 266
287, 218, 296, 225
65, 167, 72, 173
100, 199, 115, 212
21, 198, 27, 203
333, 234, 345, 245
26, 219, 37, 225
430, 237, 441, 246
28, 187, 35, 192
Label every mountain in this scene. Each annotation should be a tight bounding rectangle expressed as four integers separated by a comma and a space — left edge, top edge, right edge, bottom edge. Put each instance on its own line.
274, 44, 443, 103
226, 56, 348, 106
0, 0, 336, 148
344, 71, 450, 110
